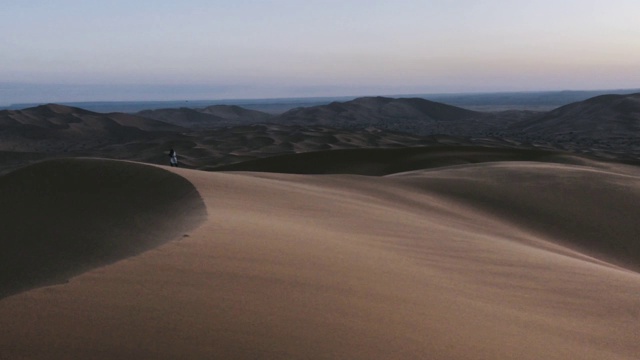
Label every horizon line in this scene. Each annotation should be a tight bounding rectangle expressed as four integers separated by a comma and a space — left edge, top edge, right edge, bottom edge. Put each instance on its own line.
3, 87, 640, 109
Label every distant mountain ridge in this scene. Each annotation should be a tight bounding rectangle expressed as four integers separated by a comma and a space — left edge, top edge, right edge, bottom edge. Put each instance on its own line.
501, 93, 640, 159
512, 93, 640, 134
2, 93, 640, 173
272, 96, 479, 131
137, 105, 272, 128
1, 103, 183, 131
0, 104, 184, 152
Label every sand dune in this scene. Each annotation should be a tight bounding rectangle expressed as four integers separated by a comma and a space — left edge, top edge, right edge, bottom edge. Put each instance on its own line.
0, 159, 206, 298
391, 161, 640, 271
0, 156, 639, 359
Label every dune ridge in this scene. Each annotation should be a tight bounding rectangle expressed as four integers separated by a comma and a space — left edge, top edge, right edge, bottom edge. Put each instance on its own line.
0, 156, 639, 359
0, 158, 207, 299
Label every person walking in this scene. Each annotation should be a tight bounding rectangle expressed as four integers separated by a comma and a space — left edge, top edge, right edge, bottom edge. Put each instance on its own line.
169, 148, 178, 167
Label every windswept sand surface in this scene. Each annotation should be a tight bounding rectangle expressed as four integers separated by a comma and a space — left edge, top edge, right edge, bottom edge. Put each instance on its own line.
1, 156, 639, 359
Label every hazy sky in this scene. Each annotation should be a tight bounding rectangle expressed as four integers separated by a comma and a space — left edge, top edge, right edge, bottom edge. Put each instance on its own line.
2, 0, 639, 104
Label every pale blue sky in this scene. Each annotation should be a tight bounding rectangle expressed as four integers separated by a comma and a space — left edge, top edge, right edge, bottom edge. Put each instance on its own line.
1, 0, 639, 104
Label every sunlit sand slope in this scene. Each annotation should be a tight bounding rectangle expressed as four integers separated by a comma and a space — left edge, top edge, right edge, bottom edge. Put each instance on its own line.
0, 158, 639, 359
0, 159, 206, 298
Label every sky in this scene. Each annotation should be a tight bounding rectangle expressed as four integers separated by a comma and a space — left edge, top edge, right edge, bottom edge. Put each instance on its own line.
1, 0, 640, 104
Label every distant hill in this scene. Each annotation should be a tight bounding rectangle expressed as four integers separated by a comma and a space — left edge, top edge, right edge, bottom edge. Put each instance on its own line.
511, 93, 640, 134
425, 89, 640, 111
273, 96, 480, 133
137, 105, 272, 128
199, 105, 273, 122
0, 104, 184, 153
146, 93, 640, 163
504, 93, 640, 158
129, 94, 640, 147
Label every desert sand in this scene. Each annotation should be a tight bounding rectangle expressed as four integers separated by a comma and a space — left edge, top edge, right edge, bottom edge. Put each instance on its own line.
1, 155, 639, 359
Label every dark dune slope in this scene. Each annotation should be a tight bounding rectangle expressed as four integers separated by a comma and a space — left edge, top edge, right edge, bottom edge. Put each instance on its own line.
0, 159, 206, 299
211, 146, 597, 176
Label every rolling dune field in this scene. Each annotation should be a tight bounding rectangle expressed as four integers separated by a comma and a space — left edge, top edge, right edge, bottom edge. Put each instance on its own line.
0, 154, 639, 359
